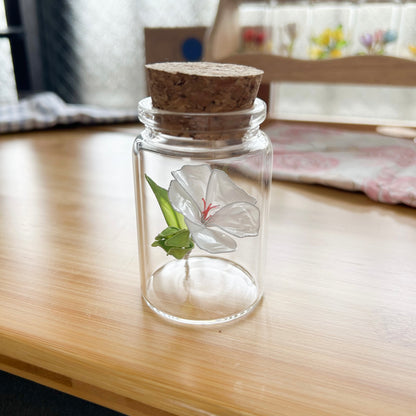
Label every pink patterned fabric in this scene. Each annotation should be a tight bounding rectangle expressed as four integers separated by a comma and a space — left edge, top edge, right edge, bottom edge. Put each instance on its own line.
263, 123, 416, 208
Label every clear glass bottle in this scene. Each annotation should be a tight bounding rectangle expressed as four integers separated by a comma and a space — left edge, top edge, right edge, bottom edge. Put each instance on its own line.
133, 97, 272, 325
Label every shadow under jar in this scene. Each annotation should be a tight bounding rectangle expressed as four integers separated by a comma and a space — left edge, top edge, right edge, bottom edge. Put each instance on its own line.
133, 97, 272, 326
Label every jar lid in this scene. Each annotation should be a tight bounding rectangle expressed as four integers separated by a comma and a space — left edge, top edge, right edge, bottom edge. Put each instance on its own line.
145, 62, 263, 113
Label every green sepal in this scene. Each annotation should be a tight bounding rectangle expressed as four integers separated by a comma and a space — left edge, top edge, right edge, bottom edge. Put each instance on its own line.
151, 227, 194, 260
155, 226, 180, 239
166, 247, 193, 260
164, 229, 191, 247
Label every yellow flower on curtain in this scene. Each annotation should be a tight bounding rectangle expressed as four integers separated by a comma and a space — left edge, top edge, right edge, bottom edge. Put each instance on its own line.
333, 27, 345, 43
310, 25, 348, 59
329, 49, 343, 58
318, 29, 332, 47
309, 46, 323, 60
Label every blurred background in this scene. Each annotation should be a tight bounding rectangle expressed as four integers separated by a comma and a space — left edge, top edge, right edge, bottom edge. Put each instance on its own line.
0, 0, 218, 107
1, 0, 415, 126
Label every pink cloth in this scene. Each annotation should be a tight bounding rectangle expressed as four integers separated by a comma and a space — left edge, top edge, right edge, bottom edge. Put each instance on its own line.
263, 123, 416, 208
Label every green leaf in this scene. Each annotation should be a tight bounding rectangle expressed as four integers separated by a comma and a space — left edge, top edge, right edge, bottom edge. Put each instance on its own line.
145, 175, 194, 259
145, 175, 186, 229
336, 40, 347, 48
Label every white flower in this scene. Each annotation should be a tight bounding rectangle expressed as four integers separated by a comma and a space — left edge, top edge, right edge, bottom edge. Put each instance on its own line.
168, 164, 260, 254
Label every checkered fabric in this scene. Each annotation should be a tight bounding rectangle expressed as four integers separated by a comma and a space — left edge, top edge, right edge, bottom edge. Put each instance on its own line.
0, 92, 137, 134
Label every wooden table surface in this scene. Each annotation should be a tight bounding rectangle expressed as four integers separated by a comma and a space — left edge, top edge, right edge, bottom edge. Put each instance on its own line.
1, 124, 416, 416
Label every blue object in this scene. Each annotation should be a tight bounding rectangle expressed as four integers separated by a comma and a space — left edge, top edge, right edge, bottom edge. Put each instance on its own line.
383, 30, 397, 44
181, 37, 203, 61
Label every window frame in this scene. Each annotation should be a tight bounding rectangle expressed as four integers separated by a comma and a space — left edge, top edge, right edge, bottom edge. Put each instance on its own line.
2, 0, 44, 96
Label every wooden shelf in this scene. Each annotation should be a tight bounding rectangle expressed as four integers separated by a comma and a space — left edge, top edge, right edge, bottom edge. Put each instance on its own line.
220, 54, 416, 86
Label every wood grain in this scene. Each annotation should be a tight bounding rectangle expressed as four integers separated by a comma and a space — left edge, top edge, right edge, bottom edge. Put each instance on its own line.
1, 126, 416, 415
221, 54, 416, 86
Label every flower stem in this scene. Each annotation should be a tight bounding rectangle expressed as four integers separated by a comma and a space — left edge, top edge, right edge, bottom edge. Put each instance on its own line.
182, 252, 191, 306
184, 252, 190, 283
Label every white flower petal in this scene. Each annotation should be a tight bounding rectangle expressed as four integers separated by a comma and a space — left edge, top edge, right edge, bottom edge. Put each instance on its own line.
167, 164, 259, 255
172, 164, 212, 211
186, 219, 237, 254
168, 180, 200, 223
206, 169, 256, 208
208, 202, 260, 237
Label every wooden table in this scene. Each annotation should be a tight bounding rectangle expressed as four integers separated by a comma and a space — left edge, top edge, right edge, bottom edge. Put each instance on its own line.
1, 124, 416, 416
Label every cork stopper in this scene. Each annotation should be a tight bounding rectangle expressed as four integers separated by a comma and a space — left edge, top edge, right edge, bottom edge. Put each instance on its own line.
145, 62, 263, 113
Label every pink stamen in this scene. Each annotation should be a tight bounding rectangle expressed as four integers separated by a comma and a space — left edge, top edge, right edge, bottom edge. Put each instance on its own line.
201, 198, 218, 221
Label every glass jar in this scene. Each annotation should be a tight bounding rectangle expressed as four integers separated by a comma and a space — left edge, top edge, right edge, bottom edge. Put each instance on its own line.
133, 97, 272, 325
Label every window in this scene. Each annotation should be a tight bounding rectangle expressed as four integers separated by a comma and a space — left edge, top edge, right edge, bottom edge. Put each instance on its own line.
0, 1, 17, 103
0, 0, 218, 109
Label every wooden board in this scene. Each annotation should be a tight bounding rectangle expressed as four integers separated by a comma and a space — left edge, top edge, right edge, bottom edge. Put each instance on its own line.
1, 126, 416, 415
221, 54, 416, 86
145, 27, 207, 64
